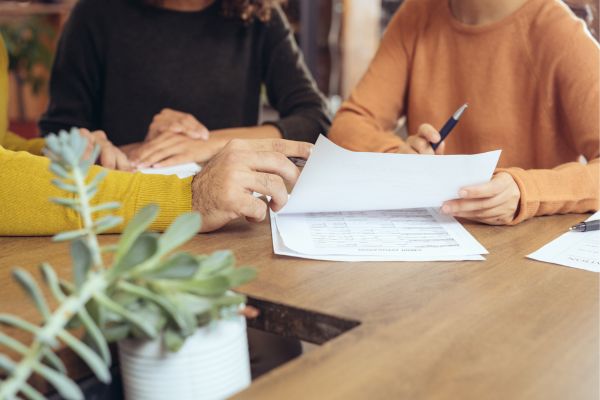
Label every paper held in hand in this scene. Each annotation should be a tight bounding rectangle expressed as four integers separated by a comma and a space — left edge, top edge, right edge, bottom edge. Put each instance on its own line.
272, 135, 501, 262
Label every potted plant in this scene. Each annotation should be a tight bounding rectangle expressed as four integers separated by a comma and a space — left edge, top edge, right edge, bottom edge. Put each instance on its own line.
0, 16, 56, 123
0, 129, 256, 400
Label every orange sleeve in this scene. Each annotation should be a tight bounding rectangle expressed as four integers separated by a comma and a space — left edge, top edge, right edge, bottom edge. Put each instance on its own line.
328, 0, 422, 152
501, 22, 600, 224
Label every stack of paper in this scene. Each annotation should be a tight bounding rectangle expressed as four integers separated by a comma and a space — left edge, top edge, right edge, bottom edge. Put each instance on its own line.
528, 211, 600, 272
271, 136, 501, 262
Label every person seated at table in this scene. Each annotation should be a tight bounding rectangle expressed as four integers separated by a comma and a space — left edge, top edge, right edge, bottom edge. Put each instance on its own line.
39, 0, 330, 169
0, 36, 310, 236
328, 0, 599, 226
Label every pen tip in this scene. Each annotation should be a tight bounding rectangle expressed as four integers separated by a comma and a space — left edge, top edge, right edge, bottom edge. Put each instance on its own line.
453, 103, 469, 120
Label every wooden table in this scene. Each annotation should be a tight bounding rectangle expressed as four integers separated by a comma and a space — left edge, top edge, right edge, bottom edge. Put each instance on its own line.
0, 213, 597, 399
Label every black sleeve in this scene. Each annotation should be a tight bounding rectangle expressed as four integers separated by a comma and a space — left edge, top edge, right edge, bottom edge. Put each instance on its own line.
39, 0, 106, 136
261, 7, 331, 143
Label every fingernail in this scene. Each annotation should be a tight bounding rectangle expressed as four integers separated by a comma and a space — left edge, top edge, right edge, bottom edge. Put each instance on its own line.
459, 190, 468, 198
441, 205, 451, 214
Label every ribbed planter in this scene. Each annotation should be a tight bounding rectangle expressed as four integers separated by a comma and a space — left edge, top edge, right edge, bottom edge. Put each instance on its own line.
118, 316, 251, 400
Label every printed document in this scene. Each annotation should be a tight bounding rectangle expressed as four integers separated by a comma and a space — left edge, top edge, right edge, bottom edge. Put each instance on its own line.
528, 211, 600, 273
272, 136, 499, 261
279, 135, 501, 214
271, 208, 485, 262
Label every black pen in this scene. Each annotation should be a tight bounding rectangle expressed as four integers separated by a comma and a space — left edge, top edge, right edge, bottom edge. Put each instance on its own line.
288, 157, 306, 167
569, 220, 600, 232
432, 103, 469, 151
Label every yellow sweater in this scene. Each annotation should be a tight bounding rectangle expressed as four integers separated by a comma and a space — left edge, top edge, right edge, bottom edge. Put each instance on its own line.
0, 37, 192, 235
329, 0, 599, 224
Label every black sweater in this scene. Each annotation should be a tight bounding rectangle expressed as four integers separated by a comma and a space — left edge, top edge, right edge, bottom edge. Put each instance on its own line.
39, 0, 330, 146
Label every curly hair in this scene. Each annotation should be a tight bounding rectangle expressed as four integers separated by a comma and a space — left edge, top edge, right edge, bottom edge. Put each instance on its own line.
222, 0, 284, 22
140, 0, 284, 22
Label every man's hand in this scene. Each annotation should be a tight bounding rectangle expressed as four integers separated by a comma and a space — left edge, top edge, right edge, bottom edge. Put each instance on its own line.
191, 139, 313, 233
397, 123, 445, 155
131, 134, 228, 168
147, 108, 209, 141
441, 172, 521, 225
80, 128, 133, 171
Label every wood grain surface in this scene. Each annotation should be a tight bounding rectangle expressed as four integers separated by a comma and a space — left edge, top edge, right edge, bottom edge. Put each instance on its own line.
0, 212, 597, 400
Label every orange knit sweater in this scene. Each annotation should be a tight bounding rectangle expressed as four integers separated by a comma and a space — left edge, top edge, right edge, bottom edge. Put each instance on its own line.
329, 0, 599, 224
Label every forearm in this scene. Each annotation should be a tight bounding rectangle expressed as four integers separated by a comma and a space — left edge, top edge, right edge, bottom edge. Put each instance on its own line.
329, 104, 405, 152
0, 147, 192, 236
210, 125, 282, 140
499, 158, 600, 224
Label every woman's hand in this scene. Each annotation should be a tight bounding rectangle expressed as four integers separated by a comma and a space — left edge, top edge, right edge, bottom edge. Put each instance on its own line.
131, 133, 228, 168
397, 123, 446, 155
441, 172, 521, 225
80, 128, 133, 171
147, 108, 209, 141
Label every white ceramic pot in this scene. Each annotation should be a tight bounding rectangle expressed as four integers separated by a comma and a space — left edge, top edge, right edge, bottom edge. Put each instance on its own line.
118, 316, 251, 400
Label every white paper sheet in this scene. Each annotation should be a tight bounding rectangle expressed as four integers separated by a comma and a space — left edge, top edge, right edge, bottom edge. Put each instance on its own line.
279, 135, 501, 214
271, 208, 486, 262
139, 163, 201, 179
528, 211, 600, 273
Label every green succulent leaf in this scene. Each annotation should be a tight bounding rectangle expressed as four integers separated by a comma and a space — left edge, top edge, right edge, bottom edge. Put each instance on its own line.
158, 212, 201, 256
213, 293, 247, 308
57, 329, 111, 385
153, 275, 230, 297
53, 229, 87, 242
90, 202, 121, 213
115, 204, 159, 262
111, 233, 159, 277
196, 250, 235, 276
71, 239, 92, 289
51, 179, 77, 193
76, 308, 111, 365
116, 281, 194, 335
223, 267, 257, 288
141, 253, 200, 280
0, 315, 58, 348
32, 357, 84, 400
101, 324, 130, 342
49, 162, 70, 179
80, 144, 101, 172
94, 292, 158, 339
94, 215, 123, 234
50, 197, 80, 211
164, 328, 185, 352
127, 302, 166, 340
12, 268, 51, 321
19, 383, 46, 400
40, 263, 66, 301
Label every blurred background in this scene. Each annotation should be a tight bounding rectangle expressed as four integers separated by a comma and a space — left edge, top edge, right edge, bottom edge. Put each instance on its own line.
0, 0, 598, 139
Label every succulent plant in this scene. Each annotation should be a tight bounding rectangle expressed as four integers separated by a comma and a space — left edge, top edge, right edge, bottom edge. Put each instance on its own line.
0, 128, 255, 400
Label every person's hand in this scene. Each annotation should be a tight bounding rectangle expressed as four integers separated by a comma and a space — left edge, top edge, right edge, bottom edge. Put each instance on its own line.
441, 172, 521, 225
147, 108, 209, 141
80, 128, 133, 171
191, 138, 313, 233
397, 124, 445, 155
131, 134, 228, 168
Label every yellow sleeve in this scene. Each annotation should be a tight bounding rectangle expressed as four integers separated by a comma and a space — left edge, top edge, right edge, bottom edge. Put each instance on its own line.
1, 131, 46, 155
0, 146, 192, 236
